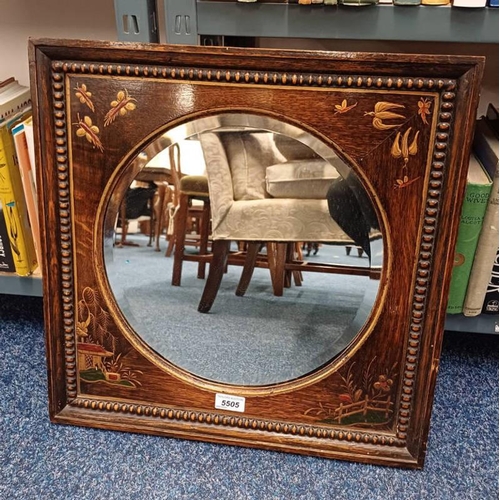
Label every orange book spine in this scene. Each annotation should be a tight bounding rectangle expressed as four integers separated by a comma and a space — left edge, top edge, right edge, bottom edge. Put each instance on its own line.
12, 124, 42, 268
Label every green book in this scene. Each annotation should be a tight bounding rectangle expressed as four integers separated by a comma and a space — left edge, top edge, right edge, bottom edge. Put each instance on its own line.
447, 154, 493, 314
338, 0, 378, 4
394, 0, 421, 5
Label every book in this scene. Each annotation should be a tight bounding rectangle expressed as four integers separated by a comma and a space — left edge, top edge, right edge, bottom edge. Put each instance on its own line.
485, 104, 499, 136
393, 0, 420, 5
0, 200, 16, 273
21, 116, 37, 190
463, 167, 498, 315
0, 77, 16, 93
463, 117, 499, 316
0, 108, 38, 276
446, 154, 493, 314
338, 0, 378, 4
12, 120, 42, 267
452, 0, 487, 6
0, 78, 31, 124
482, 251, 499, 314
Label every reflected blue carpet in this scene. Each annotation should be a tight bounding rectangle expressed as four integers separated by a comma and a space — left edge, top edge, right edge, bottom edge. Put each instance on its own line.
105, 237, 377, 385
0, 292, 498, 499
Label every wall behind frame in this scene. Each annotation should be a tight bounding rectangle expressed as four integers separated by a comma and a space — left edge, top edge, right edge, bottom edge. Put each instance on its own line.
0, 0, 116, 85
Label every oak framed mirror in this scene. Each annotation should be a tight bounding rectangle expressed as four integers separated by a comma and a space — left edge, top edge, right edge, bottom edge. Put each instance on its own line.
30, 39, 483, 468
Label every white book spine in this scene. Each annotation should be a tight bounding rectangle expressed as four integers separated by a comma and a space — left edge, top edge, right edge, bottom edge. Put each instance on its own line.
463, 165, 499, 316
452, 0, 487, 6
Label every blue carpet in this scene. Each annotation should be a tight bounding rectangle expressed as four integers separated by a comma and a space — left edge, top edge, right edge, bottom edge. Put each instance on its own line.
0, 294, 498, 499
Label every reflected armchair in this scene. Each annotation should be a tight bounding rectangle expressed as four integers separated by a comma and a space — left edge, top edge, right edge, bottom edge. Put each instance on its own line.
197, 130, 359, 313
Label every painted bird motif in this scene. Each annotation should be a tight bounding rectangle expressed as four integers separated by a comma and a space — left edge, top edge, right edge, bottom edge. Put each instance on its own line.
365, 101, 406, 130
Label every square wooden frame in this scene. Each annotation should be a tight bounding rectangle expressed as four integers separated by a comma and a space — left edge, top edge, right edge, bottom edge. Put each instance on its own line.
29, 39, 483, 468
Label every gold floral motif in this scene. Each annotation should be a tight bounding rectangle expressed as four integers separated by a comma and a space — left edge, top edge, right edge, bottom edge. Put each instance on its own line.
76, 313, 91, 339
305, 358, 398, 427
74, 114, 104, 152
74, 83, 95, 112
394, 175, 420, 189
334, 99, 358, 114
391, 127, 420, 189
365, 101, 406, 130
391, 127, 419, 163
104, 89, 137, 127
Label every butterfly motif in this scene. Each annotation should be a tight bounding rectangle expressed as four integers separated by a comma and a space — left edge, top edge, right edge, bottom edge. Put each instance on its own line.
418, 98, 432, 125
74, 83, 95, 112
74, 114, 104, 152
104, 89, 137, 127
334, 99, 358, 114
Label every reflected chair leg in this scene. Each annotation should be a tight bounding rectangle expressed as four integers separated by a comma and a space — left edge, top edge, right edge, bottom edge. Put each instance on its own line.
198, 240, 230, 313
164, 187, 173, 246
117, 200, 127, 247
284, 242, 294, 289
154, 184, 166, 252
235, 241, 260, 297
147, 191, 156, 247
292, 242, 303, 287
172, 192, 189, 286
267, 242, 286, 297
197, 199, 211, 280
165, 228, 175, 257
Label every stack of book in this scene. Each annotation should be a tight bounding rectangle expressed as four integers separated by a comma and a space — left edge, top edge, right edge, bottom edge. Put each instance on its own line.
447, 104, 499, 318
242, 0, 499, 6
0, 77, 39, 277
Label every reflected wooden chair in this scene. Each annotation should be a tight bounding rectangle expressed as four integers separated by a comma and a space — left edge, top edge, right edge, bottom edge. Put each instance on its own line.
117, 181, 158, 247
151, 181, 173, 252
166, 143, 212, 286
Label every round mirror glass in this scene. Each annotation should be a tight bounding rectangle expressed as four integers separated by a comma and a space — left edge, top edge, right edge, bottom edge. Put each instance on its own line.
103, 113, 383, 386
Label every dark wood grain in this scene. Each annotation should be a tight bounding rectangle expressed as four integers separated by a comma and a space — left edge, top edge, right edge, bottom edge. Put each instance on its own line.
30, 38, 484, 468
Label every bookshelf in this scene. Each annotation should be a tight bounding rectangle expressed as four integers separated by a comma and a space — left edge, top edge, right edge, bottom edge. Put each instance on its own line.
446, 313, 499, 335
167, 2, 499, 44
0, 271, 42, 297
0, 1, 498, 335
